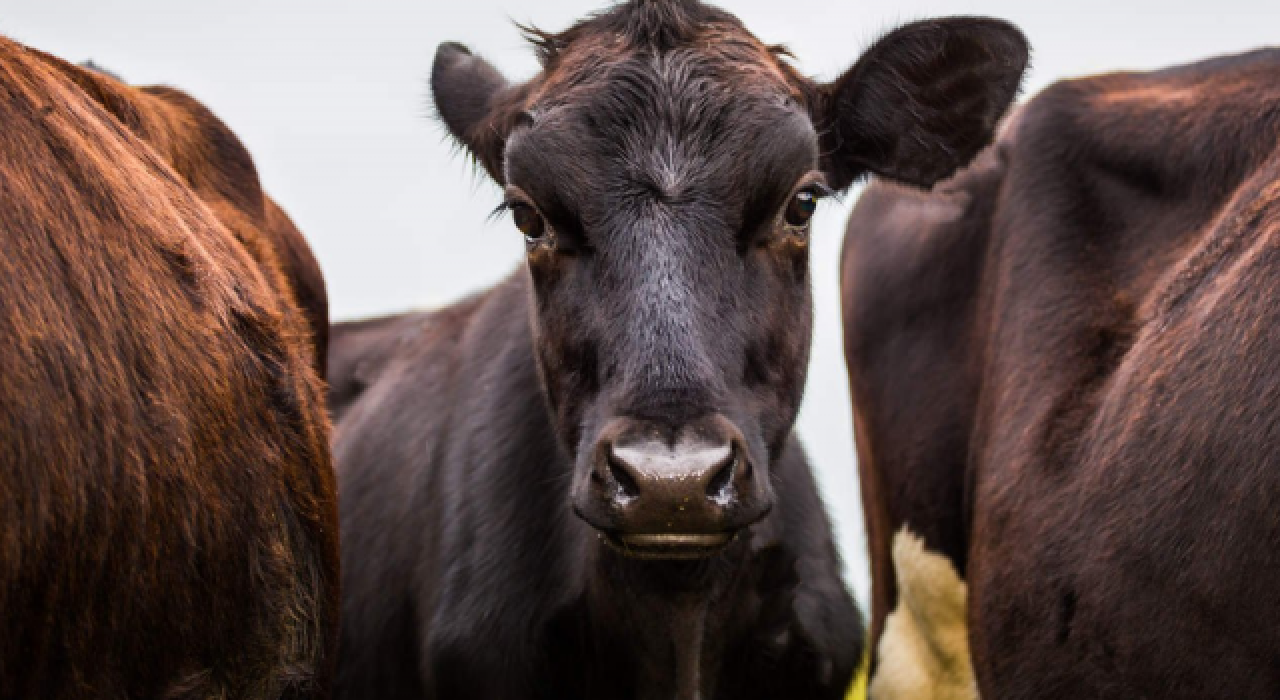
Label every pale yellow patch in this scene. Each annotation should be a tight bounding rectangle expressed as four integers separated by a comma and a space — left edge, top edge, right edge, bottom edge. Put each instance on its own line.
867, 528, 978, 700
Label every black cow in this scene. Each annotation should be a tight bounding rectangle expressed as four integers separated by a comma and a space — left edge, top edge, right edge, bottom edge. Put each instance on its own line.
331, 1, 1027, 698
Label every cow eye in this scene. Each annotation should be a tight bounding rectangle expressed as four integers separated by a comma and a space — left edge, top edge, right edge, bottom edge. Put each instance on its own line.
784, 188, 820, 228
510, 203, 546, 241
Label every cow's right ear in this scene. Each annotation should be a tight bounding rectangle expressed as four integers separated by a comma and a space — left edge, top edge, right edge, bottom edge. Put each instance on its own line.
431, 42, 512, 183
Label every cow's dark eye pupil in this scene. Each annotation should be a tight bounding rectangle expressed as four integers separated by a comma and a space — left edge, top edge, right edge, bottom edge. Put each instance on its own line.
512, 204, 545, 240
785, 190, 818, 227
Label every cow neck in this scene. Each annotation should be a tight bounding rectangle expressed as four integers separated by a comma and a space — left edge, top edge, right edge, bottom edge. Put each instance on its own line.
584, 543, 750, 700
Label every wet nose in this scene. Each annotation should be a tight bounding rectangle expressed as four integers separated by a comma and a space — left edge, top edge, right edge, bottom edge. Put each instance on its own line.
580, 418, 765, 558
607, 438, 739, 510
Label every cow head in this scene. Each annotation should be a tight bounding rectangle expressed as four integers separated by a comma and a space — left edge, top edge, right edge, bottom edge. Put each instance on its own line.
432, 0, 1026, 559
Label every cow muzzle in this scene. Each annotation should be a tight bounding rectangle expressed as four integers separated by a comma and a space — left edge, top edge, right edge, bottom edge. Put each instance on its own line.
573, 415, 772, 560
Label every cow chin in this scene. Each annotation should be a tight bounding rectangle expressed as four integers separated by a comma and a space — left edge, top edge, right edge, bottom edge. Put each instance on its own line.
598, 530, 741, 561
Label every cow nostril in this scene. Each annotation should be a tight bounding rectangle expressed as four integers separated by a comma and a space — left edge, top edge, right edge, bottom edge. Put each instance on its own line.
606, 451, 641, 503
705, 452, 737, 506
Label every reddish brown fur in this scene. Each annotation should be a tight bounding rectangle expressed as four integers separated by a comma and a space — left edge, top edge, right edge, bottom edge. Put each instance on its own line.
44, 51, 330, 375
844, 49, 1280, 698
0, 38, 337, 698
263, 196, 330, 376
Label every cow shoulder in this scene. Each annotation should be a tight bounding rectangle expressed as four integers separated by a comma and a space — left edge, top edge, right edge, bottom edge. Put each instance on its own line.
976, 49, 1280, 475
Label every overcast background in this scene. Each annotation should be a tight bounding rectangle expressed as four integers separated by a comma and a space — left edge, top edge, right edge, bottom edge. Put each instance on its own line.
5, 0, 1278, 606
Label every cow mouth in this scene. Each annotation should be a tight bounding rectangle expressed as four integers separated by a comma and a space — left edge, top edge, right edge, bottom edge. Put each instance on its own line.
602, 532, 736, 560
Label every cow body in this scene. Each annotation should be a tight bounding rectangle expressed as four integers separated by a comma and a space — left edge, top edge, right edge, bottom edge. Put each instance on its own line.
0, 40, 337, 698
844, 48, 1280, 698
329, 275, 861, 700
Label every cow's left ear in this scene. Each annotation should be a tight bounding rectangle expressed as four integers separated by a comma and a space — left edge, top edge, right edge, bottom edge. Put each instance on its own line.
817, 18, 1028, 190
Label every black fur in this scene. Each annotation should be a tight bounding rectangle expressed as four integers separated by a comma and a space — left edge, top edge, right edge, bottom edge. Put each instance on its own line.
331, 280, 860, 699
332, 1, 1027, 698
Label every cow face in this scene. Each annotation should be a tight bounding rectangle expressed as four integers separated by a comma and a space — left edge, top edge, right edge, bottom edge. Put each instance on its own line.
432, 0, 1026, 559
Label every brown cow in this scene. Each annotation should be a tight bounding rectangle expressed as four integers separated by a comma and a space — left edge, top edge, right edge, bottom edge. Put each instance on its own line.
844, 48, 1280, 699
0, 39, 338, 698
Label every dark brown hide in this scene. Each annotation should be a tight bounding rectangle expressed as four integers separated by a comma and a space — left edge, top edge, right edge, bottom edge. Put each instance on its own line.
844, 48, 1280, 699
0, 39, 337, 698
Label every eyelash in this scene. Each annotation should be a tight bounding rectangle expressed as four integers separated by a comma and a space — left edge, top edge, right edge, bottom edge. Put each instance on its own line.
803, 182, 838, 202
489, 199, 518, 221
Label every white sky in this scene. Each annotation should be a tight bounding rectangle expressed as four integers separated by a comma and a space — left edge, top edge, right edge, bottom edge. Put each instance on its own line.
4, 0, 1277, 606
